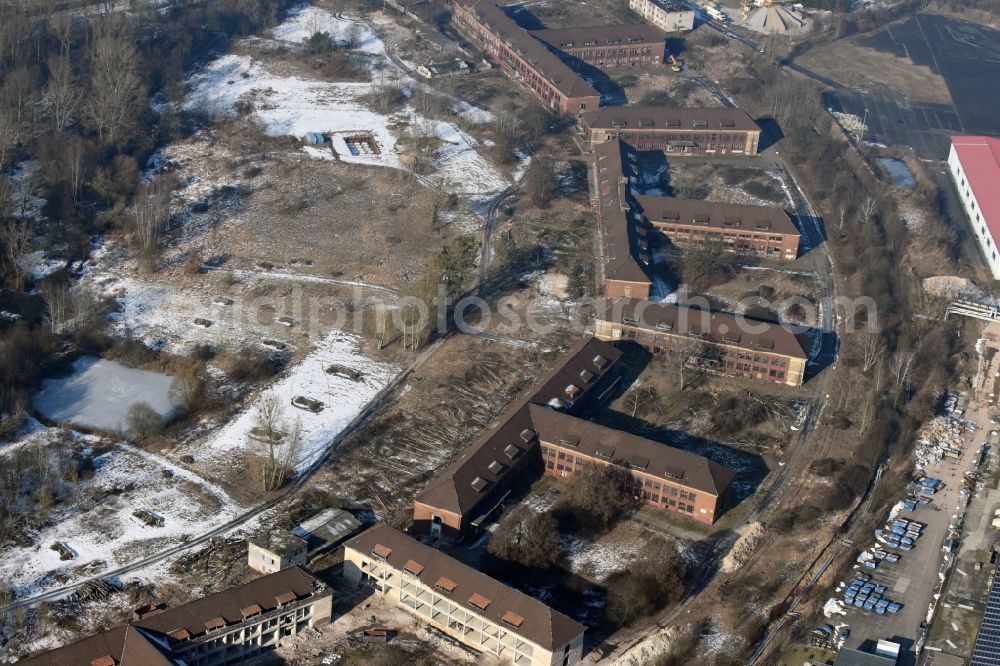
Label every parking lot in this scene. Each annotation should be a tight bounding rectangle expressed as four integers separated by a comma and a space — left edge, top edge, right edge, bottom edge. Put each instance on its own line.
830, 331, 1000, 665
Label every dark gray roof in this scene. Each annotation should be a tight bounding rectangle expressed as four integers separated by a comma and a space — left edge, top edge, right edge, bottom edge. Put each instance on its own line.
834, 648, 897, 666
597, 297, 810, 360
582, 106, 760, 133
530, 24, 665, 50
346, 523, 585, 650
594, 139, 653, 285
634, 195, 799, 237
529, 404, 734, 495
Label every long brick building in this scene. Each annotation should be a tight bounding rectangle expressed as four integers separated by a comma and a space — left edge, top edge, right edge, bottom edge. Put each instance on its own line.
594, 138, 654, 299
635, 194, 801, 261
532, 405, 733, 522
529, 24, 667, 68
595, 298, 810, 386
20, 567, 333, 665
412, 337, 735, 539
452, 0, 601, 116
344, 523, 586, 666
580, 106, 762, 154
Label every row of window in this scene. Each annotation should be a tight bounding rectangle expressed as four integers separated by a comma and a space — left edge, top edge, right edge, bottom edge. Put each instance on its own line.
541, 446, 699, 502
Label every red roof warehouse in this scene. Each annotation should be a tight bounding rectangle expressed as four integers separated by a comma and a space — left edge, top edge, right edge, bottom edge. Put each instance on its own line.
948, 135, 1000, 279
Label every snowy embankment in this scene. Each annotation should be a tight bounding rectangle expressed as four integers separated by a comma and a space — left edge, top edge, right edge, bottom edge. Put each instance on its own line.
185, 6, 507, 195
199, 330, 399, 471
0, 430, 242, 599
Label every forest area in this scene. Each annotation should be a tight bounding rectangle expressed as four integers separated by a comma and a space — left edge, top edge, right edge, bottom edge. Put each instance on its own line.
0, 0, 302, 434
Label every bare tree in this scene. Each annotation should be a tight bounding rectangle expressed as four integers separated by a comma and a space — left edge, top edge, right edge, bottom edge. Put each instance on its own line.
130, 174, 173, 260
40, 282, 71, 333
245, 394, 301, 492
43, 56, 80, 132
859, 197, 878, 226
0, 109, 17, 172
87, 25, 142, 144
661, 338, 706, 390
861, 331, 884, 373
889, 350, 916, 391
66, 138, 87, 206
0, 218, 31, 286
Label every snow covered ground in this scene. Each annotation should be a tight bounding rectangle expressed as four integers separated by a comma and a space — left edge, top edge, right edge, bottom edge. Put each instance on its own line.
197, 330, 399, 471
0, 430, 242, 599
33, 357, 179, 432
184, 6, 507, 195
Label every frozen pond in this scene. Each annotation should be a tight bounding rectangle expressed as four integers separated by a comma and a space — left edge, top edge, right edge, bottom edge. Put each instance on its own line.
877, 157, 916, 188
33, 357, 178, 432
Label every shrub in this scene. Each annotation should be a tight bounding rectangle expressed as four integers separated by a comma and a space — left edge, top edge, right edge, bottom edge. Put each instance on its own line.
711, 394, 768, 436
553, 465, 638, 535
487, 507, 560, 569
606, 536, 686, 626
127, 402, 164, 442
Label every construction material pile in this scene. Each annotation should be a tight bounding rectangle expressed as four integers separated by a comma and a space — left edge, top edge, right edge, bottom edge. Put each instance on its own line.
721, 522, 766, 573
914, 416, 967, 468
745, 4, 805, 34
829, 111, 868, 140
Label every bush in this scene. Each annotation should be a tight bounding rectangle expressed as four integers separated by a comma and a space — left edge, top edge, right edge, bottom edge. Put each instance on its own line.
217, 348, 277, 382
553, 465, 638, 535
711, 394, 768, 436
127, 402, 164, 442
606, 536, 686, 626
487, 507, 560, 569
305, 31, 332, 54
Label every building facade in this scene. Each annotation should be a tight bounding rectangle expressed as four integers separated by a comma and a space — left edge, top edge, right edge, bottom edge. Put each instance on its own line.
628, 0, 695, 32
580, 106, 761, 154
635, 195, 800, 261
21, 567, 333, 666
529, 24, 667, 68
344, 524, 586, 666
532, 405, 733, 523
595, 298, 809, 387
248, 530, 309, 574
948, 136, 1000, 279
451, 0, 601, 116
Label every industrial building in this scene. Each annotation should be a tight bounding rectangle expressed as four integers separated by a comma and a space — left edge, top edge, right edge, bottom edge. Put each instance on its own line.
529, 24, 667, 68
20, 567, 333, 665
532, 405, 733, 522
412, 336, 736, 538
948, 135, 1000, 279
628, 0, 696, 32
594, 297, 810, 386
451, 0, 600, 116
343, 523, 586, 666
580, 106, 762, 154
635, 195, 801, 261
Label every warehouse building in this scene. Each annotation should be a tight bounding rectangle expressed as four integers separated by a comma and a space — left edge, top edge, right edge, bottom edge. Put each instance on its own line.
532, 405, 733, 523
580, 106, 762, 154
635, 195, 801, 261
530, 24, 667, 68
20, 567, 333, 665
451, 0, 600, 116
344, 523, 586, 666
594, 297, 810, 387
628, 0, 695, 32
948, 135, 1000, 279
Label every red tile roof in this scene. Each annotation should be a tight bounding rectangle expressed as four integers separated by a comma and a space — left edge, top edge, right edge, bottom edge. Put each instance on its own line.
952, 136, 1000, 244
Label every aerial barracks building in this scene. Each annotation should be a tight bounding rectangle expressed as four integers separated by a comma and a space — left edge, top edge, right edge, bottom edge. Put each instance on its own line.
529, 24, 667, 68
20, 567, 333, 666
594, 298, 810, 387
531, 405, 733, 522
451, 0, 600, 116
948, 135, 1000, 279
412, 337, 736, 538
594, 138, 655, 299
635, 195, 801, 261
413, 337, 623, 540
344, 523, 586, 666
580, 106, 762, 154
628, 0, 695, 32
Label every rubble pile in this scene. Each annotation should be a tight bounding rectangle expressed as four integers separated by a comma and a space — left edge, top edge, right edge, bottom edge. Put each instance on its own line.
914, 416, 967, 468
829, 111, 868, 139
721, 522, 766, 573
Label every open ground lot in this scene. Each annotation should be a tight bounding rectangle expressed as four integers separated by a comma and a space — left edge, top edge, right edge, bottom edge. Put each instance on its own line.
809, 14, 1000, 160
